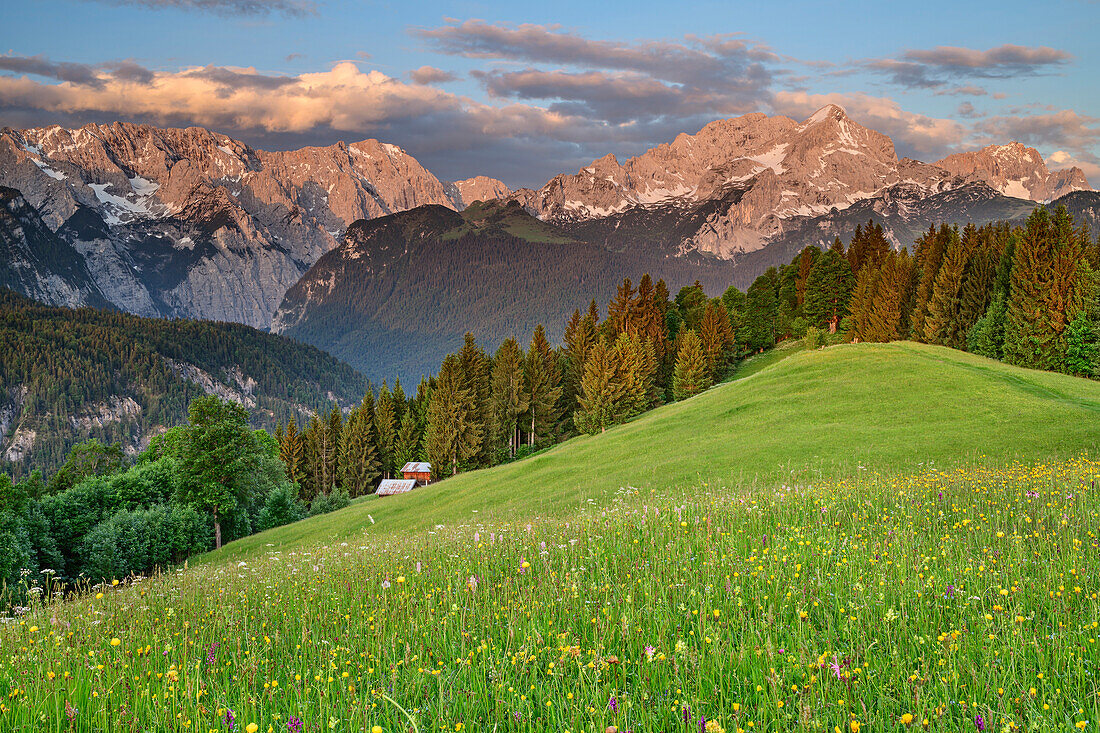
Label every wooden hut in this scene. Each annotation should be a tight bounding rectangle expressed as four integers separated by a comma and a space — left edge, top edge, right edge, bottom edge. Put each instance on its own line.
400, 461, 432, 485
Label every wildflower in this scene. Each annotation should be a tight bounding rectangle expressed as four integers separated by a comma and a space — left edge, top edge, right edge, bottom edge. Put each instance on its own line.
975, 714, 986, 731
246, 724, 258, 733
644, 645, 655, 661
110, 638, 121, 647
225, 709, 236, 730
287, 717, 303, 733
901, 713, 914, 725
608, 694, 618, 712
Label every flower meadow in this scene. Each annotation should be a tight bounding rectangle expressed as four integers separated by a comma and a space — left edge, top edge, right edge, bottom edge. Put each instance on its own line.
2, 457, 1099, 732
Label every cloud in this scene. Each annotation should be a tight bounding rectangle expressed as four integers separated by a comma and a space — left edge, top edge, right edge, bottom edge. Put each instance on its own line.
414, 19, 777, 117
933, 85, 988, 97
974, 109, 1100, 150
865, 44, 1072, 89
409, 66, 459, 85
1046, 150, 1099, 183
74, 0, 317, 16
0, 54, 104, 87
772, 90, 967, 159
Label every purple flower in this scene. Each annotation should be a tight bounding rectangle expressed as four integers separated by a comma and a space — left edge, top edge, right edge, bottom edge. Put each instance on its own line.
700, 715, 707, 733
975, 714, 985, 731
945, 584, 956, 598
224, 708, 236, 730
287, 717, 303, 733
682, 705, 691, 723
205, 642, 219, 665
608, 694, 618, 713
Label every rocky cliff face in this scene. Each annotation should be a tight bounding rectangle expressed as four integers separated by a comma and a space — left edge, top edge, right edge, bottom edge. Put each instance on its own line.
0, 122, 507, 326
510, 105, 1091, 257
936, 142, 1091, 202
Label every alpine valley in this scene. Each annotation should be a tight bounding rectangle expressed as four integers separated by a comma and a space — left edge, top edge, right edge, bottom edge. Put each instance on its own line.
1, 104, 1097, 382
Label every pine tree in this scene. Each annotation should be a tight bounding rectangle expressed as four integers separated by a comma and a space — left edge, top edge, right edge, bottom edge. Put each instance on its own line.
672, 330, 711, 401
523, 325, 562, 448
425, 354, 483, 478
374, 384, 397, 479
489, 338, 528, 459
957, 241, 999, 338
803, 248, 855, 333
699, 300, 734, 379
573, 339, 626, 434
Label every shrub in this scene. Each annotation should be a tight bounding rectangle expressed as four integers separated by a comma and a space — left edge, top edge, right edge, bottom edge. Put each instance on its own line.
309, 487, 351, 517
804, 327, 827, 350
257, 483, 308, 531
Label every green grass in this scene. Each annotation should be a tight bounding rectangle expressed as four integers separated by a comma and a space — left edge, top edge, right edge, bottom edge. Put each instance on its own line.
4, 342, 1100, 733
212, 342, 1100, 561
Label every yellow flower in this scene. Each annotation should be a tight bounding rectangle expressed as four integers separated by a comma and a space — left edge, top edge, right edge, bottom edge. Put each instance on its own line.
371, 727, 384, 733
901, 713, 914, 725
110, 638, 121, 647
850, 722, 860, 733
246, 725, 258, 733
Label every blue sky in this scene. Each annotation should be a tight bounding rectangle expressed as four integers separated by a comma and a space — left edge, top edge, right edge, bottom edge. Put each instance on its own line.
2, 0, 1098, 187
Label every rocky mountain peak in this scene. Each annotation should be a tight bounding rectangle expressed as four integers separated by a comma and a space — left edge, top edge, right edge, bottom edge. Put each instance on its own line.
935, 141, 1090, 202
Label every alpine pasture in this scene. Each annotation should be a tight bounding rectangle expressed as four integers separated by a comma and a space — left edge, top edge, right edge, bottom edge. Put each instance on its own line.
3, 343, 1100, 733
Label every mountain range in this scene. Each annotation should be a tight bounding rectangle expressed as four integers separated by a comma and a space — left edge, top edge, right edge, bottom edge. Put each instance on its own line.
1, 105, 1097, 381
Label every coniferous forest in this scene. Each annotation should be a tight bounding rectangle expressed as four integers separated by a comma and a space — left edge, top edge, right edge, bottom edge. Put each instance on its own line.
1, 206, 1098, 594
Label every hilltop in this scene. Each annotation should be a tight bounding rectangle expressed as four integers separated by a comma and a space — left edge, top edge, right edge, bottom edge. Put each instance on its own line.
209, 342, 1100, 559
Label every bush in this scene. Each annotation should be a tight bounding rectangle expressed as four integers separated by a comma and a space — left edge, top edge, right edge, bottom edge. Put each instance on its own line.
790, 316, 809, 338
804, 327, 827, 350
309, 487, 351, 517
257, 483, 307, 531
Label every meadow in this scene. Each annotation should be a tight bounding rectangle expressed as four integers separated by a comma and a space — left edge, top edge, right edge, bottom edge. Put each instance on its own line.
3, 343, 1100, 732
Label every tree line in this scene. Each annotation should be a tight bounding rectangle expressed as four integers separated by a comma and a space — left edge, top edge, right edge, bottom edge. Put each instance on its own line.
278, 206, 1099, 502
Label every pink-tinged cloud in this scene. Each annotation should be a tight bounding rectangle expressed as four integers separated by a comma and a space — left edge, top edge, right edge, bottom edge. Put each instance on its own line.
409, 65, 459, 85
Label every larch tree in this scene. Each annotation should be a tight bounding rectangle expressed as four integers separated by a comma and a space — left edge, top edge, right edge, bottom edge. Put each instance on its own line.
699, 300, 734, 380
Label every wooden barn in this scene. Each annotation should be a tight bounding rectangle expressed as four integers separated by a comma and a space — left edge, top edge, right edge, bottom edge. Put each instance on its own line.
376, 479, 416, 497
401, 461, 433, 485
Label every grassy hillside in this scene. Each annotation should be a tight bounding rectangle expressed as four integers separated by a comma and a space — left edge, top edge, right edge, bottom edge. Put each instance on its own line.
210, 341, 1100, 560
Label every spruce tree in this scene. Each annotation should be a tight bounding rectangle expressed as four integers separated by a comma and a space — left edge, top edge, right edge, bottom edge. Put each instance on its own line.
672, 330, 711, 401
523, 325, 562, 448
457, 333, 491, 467
909, 224, 952, 340
848, 265, 881, 342
866, 250, 913, 342
612, 331, 656, 418
699, 300, 734, 379
489, 338, 529, 459
923, 226, 968, 347
744, 272, 778, 350
278, 419, 304, 487
562, 309, 595, 414
573, 339, 626, 434
425, 354, 482, 478
336, 397, 380, 497
607, 277, 638, 336
803, 248, 855, 333
394, 409, 422, 468
374, 384, 397, 479
795, 246, 820, 307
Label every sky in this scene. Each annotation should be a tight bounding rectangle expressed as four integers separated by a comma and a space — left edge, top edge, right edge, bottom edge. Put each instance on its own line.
2, 0, 1099, 189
